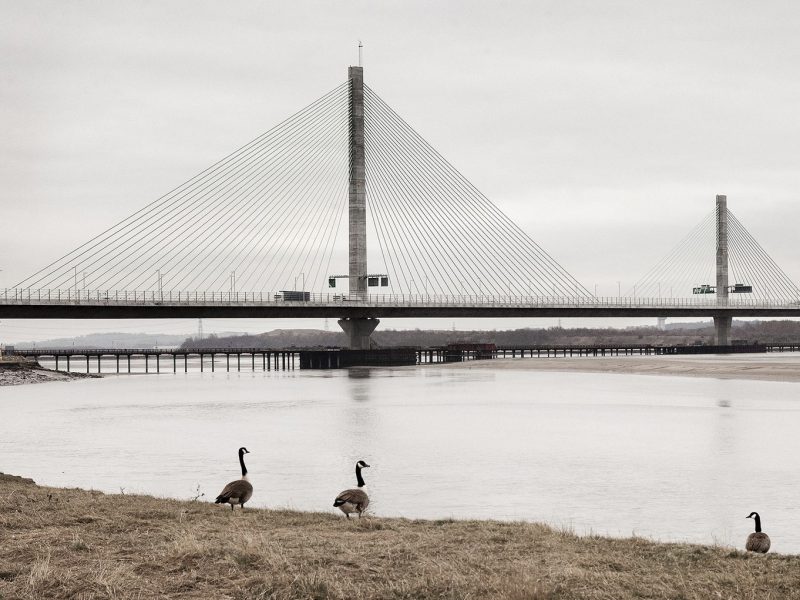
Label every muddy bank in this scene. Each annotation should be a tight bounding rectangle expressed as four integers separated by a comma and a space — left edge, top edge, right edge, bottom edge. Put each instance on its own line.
443, 354, 800, 382
0, 360, 101, 386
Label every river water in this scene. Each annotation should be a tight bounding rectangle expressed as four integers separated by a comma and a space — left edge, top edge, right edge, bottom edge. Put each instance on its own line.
2, 357, 799, 553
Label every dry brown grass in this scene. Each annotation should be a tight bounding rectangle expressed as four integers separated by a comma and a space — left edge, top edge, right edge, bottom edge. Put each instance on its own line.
0, 474, 798, 599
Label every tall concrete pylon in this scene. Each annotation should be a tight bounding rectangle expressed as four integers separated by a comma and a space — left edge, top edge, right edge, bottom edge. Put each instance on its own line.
339, 65, 379, 349
714, 194, 732, 345
347, 65, 367, 301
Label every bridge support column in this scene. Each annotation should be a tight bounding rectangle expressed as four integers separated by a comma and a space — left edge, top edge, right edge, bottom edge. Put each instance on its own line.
715, 194, 731, 345
714, 316, 732, 346
338, 318, 379, 350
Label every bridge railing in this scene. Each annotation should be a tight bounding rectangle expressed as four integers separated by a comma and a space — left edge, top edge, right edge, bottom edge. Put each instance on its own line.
3, 288, 800, 309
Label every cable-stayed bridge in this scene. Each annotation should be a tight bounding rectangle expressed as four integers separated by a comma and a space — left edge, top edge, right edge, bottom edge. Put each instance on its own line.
2, 65, 799, 348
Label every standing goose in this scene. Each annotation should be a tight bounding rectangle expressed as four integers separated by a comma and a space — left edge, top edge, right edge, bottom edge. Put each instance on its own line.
333, 460, 370, 518
215, 447, 253, 511
745, 511, 771, 553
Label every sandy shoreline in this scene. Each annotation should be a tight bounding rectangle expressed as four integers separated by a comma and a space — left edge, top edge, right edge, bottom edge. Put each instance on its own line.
440, 354, 800, 382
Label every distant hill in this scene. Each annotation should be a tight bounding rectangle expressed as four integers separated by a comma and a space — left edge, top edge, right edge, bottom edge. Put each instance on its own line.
13, 332, 192, 350
12, 320, 800, 351
181, 329, 344, 349
178, 320, 800, 349
664, 321, 710, 331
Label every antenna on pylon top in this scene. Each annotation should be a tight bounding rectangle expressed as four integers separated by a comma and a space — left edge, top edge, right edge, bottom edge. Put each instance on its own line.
358, 41, 363, 67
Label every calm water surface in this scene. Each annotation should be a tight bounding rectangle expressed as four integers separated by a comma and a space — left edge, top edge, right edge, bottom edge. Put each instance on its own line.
2, 357, 800, 552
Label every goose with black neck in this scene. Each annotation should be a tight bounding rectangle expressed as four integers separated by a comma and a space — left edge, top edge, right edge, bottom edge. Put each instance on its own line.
214, 447, 253, 511
745, 511, 771, 553
333, 460, 370, 518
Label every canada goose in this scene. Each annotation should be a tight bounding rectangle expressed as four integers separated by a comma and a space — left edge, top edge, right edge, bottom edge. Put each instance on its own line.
333, 460, 370, 518
745, 512, 771, 553
215, 447, 253, 511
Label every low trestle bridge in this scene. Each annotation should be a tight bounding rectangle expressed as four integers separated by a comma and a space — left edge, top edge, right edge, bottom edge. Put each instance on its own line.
11, 342, 798, 374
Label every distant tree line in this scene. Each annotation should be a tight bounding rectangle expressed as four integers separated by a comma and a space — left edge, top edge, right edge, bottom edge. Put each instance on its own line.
179, 320, 800, 350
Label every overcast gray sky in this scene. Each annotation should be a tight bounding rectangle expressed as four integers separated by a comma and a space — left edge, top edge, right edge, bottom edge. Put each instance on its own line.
2, 0, 799, 342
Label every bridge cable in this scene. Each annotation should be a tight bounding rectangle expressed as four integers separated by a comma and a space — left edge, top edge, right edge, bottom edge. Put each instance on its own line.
32, 83, 348, 291
17, 81, 349, 290
368, 83, 591, 295
364, 90, 529, 297
364, 85, 591, 299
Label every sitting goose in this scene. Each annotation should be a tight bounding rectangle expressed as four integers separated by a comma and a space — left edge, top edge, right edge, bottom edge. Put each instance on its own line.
745, 511, 771, 553
215, 447, 253, 511
333, 460, 370, 518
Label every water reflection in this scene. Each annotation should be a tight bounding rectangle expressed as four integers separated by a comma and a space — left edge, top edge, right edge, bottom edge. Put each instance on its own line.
347, 367, 374, 402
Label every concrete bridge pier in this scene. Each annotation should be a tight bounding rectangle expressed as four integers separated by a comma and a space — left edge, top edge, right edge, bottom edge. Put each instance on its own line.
714, 315, 732, 346
338, 318, 379, 350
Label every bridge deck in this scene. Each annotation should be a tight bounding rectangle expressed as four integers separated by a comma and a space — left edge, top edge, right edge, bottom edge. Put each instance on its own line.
2, 289, 800, 319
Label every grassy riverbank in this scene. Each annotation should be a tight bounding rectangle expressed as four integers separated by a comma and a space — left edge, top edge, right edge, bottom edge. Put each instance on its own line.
1, 475, 797, 599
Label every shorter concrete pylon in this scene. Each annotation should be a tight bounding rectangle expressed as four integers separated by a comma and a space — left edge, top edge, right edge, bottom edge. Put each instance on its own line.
715, 194, 731, 346
338, 318, 380, 350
